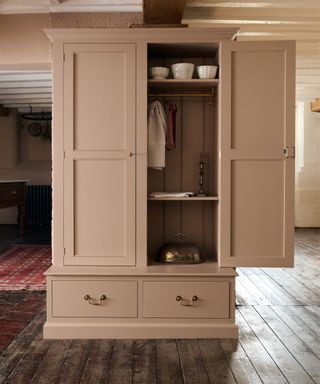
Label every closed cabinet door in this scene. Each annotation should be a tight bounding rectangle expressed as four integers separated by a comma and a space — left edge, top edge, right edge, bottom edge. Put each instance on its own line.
63, 44, 136, 266
220, 41, 295, 267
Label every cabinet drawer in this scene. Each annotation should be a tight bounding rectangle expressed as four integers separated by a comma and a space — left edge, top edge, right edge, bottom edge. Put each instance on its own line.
52, 280, 138, 318
143, 281, 230, 319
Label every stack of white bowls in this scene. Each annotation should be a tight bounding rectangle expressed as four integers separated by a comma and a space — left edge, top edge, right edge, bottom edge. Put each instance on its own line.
196, 65, 218, 79
149, 64, 218, 80
149, 67, 169, 79
171, 63, 195, 79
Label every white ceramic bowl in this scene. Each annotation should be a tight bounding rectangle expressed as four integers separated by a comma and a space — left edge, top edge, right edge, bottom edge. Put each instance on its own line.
196, 65, 218, 79
149, 67, 169, 79
172, 63, 195, 79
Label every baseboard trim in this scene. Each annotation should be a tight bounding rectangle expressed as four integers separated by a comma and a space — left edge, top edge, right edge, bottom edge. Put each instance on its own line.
43, 322, 238, 339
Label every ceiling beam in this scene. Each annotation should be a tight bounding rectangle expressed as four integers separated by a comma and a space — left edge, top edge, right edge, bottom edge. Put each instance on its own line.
0, 81, 52, 89
0, 93, 52, 100
143, 0, 188, 25
0, 73, 52, 82
0, 87, 52, 95
3, 103, 52, 109
0, 0, 142, 14
185, 6, 320, 20
1, 98, 52, 104
186, 0, 320, 10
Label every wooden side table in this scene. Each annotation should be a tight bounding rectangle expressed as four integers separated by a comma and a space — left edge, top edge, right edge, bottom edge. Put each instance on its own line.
0, 180, 28, 235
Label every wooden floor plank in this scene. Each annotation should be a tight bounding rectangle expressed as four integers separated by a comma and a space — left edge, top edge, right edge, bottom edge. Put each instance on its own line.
261, 268, 320, 305
304, 306, 320, 321
30, 340, 72, 384
177, 339, 210, 384
0, 312, 45, 383
80, 340, 114, 384
271, 306, 320, 359
238, 306, 315, 384
295, 254, 320, 273
54, 339, 93, 384
107, 340, 134, 384
236, 309, 288, 384
197, 339, 237, 384
237, 269, 272, 305
155, 340, 184, 384
132, 340, 157, 384
219, 338, 263, 384
283, 266, 320, 296
254, 305, 320, 384
240, 269, 299, 306
289, 306, 320, 338
4, 339, 51, 384
236, 279, 258, 306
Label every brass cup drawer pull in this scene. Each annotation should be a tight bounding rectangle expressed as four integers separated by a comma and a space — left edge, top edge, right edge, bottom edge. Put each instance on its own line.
84, 294, 107, 306
176, 295, 198, 306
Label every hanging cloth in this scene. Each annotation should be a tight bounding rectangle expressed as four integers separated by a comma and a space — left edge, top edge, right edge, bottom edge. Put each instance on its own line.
166, 102, 177, 150
148, 101, 166, 170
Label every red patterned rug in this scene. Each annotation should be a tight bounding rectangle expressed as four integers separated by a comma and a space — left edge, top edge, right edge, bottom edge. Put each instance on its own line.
0, 246, 51, 290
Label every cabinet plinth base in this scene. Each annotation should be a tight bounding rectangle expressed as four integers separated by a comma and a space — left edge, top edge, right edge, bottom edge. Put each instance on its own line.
43, 321, 238, 339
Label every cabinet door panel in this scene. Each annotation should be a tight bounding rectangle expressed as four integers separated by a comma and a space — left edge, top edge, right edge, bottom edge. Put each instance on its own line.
220, 41, 295, 267
63, 44, 136, 266
73, 50, 129, 151
230, 50, 285, 150
231, 160, 284, 260
74, 159, 131, 258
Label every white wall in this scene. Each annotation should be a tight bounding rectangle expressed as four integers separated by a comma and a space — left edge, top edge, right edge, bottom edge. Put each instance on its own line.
295, 102, 320, 227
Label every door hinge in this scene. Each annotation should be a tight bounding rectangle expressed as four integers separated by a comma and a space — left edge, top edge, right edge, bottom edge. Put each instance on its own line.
283, 146, 295, 159
63, 151, 66, 159
63, 247, 66, 255
63, 53, 66, 61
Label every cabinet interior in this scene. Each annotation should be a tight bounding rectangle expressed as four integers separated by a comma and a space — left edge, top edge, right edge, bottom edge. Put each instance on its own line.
147, 43, 220, 265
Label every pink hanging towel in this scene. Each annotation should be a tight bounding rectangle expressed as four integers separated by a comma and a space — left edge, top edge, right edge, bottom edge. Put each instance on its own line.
166, 102, 177, 150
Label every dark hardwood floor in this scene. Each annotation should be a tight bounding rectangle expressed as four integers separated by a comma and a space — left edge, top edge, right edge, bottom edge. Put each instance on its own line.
0, 228, 319, 384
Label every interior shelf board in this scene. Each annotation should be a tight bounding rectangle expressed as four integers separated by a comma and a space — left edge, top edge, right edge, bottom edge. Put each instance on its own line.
145, 260, 237, 276
148, 196, 219, 201
45, 262, 237, 277
148, 79, 219, 88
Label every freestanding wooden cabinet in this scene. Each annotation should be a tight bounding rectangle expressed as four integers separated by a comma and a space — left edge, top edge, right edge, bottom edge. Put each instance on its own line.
44, 28, 295, 339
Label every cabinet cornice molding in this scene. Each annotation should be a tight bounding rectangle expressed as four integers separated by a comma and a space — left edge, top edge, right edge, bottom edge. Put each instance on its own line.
44, 27, 238, 42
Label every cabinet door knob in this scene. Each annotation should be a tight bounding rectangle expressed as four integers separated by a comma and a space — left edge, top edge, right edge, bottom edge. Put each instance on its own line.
84, 294, 107, 305
176, 295, 198, 306
129, 152, 135, 157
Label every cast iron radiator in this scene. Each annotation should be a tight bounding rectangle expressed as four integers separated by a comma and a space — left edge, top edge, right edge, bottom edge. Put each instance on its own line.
26, 185, 52, 227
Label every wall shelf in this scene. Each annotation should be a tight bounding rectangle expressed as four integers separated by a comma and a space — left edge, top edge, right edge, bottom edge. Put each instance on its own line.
148, 196, 219, 201
148, 79, 218, 97
148, 79, 219, 88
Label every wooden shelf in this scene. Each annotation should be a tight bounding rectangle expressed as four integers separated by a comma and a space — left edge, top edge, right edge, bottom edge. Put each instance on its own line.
45, 262, 237, 277
148, 79, 219, 88
148, 196, 218, 201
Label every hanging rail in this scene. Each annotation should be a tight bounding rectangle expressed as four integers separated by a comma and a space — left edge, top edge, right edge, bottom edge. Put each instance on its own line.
148, 92, 215, 97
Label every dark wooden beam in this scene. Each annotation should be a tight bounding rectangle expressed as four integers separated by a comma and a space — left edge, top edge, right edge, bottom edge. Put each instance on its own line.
143, 0, 188, 25
0, 104, 8, 116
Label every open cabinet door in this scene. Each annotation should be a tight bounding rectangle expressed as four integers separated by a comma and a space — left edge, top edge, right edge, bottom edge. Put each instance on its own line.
219, 41, 295, 267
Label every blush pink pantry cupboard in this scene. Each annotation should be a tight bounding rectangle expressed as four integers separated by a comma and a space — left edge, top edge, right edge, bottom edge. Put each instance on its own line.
43, 28, 295, 339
